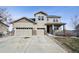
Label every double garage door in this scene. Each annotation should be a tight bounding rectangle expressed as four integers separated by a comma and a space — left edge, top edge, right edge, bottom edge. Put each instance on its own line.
15, 27, 33, 37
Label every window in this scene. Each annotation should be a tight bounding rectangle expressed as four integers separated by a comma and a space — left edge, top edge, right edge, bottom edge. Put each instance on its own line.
47, 19, 49, 21
54, 26, 58, 30
53, 18, 55, 22
38, 16, 40, 20
55, 18, 58, 22
56, 19, 58, 22
38, 16, 44, 20
42, 16, 44, 20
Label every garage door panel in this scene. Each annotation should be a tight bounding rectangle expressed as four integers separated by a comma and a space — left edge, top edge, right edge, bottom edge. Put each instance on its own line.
15, 28, 32, 37
37, 29, 44, 36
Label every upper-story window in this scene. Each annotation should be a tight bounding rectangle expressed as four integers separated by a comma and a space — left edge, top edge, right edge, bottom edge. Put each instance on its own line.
56, 18, 58, 22
53, 18, 59, 22
38, 16, 44, 20
53, 18, 55, 22
42, 16, 44, 20
38, 16, 41, 20
47, 18, 49, 21
56, 19, 58, 22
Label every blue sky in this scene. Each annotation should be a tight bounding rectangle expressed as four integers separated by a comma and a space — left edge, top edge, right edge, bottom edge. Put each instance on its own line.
0, 6, 79, 30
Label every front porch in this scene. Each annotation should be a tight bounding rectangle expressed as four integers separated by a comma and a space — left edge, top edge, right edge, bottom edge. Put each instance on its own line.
45, 23, 66, 35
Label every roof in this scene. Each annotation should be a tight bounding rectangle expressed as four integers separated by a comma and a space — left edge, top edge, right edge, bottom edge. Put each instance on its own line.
45, 22, 66, 27
47, 15, 61, 18
29, 18, 35, 21
12, 17, 36, 24
0, 21, 9, 27
34, 11, 48, 16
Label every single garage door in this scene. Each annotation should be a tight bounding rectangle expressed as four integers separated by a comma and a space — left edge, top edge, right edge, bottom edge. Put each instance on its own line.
37, 28, 45, 36
15, 27, 33, 37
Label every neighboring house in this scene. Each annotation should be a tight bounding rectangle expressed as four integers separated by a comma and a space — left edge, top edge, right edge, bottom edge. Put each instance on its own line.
12, 11, 66, 37
0, 21, 9, 36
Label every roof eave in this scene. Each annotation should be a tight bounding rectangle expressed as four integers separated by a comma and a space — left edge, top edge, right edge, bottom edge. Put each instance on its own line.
0, 21, 9, 27
12, 17, 36, 24
34, 11, 48, 16
47, 16, 61, 18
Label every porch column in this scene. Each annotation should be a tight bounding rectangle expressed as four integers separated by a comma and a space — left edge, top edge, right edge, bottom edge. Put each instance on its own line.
52, 25, 54, 35
63, 25, 65, 36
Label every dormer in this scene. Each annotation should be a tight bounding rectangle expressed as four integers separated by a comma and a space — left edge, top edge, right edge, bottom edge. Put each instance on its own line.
34, 11, 48, 22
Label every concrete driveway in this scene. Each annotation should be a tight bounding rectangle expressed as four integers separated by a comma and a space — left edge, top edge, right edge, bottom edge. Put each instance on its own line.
0, 36, 67, 53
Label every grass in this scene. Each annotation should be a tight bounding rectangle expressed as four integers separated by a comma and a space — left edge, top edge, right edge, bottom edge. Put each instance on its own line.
54, 36, 79, 53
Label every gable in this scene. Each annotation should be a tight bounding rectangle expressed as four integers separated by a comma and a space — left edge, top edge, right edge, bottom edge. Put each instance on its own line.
36, 13, 47, 16
12, 17, 36, 24
15, 19, 30, 23
13, 18, 36, 28
34, 11, 48, 16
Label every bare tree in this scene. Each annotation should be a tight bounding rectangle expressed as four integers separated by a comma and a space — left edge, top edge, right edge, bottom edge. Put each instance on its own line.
71, 15, 79, 29
0, 8, 12, 23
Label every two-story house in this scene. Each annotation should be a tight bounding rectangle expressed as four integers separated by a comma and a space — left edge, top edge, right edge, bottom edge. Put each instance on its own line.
12, 11, 66, 37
